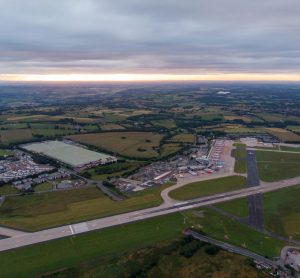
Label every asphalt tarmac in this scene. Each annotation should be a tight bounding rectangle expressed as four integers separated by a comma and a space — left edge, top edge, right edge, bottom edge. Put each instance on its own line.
246, 150, 264, 231
0, 177, 299, 252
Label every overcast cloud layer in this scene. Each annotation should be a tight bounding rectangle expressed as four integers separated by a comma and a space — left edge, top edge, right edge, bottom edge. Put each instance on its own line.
0, 0, 300, 75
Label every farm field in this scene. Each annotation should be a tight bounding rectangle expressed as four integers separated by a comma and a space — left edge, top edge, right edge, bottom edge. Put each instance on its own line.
0, 123, 28, 129
0, 129, 33, 145
0, 184, 170, 231
6, 114, 49, 122
264, 127, 300, 142
50, 116, 97, 124
169, 133, 195, 143
233, 143, 247, 173
169, 176, 247, 201
257, 113, 300, 123
263, 185, 300, 240
224, 115, 252, 122
0, 213, 189, 278
151, 119, 177, 129
67, 132, 164, 159
213, 125, 263, 134
100, 123, 124, 130
256, 150, 300, 182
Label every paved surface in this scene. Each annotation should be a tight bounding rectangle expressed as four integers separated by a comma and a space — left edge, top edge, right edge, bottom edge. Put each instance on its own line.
185, 229, 278, 267
280, 246, 300, 268
0, 175, 299, 252
72, 171, 123, 201
0, 227, 27, 237
161, 140, 236, 205
246, 150, 264, 231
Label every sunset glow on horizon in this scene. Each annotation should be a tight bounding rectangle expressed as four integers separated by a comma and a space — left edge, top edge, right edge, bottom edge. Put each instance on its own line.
1, 73, 300, 82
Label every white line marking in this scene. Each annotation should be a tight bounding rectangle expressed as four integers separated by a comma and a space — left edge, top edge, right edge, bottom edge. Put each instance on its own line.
69, 225, 75, 235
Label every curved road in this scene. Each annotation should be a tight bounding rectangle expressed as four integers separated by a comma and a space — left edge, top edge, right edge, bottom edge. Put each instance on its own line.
161, 172, 237, 205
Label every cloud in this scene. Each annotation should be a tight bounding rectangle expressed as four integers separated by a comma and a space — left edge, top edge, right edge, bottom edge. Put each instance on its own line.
0, 0, 300, 75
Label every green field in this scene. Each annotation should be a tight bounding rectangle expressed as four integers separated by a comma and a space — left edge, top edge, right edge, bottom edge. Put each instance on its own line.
256, 150, 300, 182
159, 143, 182, 158
216, 198, 249, 218
0, 184, 18, 195
233, 143, 247, 173
169, 176, 246, 201
257, 113, 300, 123
183, 208, 284, 258
0, 185, 169, 231
33, 182, 53, 192
169, 133, 195, 143
68, 132, 164, 158
279, 145, 300, 152
84, 161, 143, 180
151, 119, 177, 129
263, 185, 300, 240
0, 149, 13, 158
287, 125, 300, 132
0, 213, 189, 278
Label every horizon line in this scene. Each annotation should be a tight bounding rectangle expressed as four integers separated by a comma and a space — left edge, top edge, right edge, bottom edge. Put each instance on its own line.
1, 73, 300, 82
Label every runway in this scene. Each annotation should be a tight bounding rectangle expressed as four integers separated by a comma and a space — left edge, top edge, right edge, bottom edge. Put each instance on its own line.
0, 175, 299, 252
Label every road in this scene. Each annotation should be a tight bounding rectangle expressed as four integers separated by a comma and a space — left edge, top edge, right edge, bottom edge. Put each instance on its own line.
246, 150, 264, 231
185, 229, 278, 267
71, 171, 123, 201
0, 175, 300, 252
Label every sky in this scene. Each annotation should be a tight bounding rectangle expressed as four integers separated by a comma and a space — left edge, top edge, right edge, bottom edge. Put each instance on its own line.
0, 0, 300, 82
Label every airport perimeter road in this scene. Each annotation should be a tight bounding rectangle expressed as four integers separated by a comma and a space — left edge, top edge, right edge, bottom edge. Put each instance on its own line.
161, 172, 234, 205
185, 229, 278, 267
71, 171, 123, 201
0, 176, 300, 252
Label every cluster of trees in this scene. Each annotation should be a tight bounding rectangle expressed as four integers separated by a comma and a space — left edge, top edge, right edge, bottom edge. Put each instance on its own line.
112, 236, 220, 278
94, 162, 130, 175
